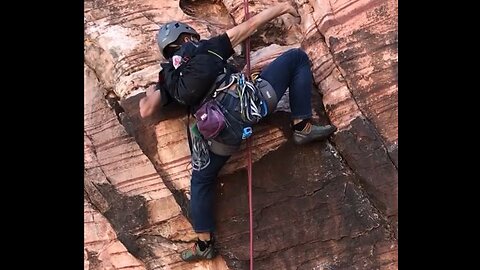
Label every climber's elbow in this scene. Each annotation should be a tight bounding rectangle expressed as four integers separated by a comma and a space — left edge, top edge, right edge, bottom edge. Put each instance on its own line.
139, 91, 161, 118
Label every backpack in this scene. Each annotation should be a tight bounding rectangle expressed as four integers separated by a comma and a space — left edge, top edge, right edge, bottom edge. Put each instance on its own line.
161, 45, 227, 108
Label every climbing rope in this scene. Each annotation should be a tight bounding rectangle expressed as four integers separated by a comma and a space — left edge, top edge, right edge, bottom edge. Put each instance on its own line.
242, 0, 254, 269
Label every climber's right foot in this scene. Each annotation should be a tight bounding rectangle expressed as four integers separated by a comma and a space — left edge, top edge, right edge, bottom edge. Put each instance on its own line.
293, 122, 337, 145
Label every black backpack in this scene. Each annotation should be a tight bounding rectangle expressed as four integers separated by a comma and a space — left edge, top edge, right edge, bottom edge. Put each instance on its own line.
161, 50, 227, 108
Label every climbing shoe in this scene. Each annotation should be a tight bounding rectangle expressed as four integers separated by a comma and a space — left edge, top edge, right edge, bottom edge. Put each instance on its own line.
180, 239, 215, 262
293, 122, 337, 145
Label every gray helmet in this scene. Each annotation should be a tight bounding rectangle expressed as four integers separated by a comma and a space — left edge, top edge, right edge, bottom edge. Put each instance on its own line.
156, 21, 199, 58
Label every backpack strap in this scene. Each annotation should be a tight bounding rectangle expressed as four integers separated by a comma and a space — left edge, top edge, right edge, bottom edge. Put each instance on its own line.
186, 107, 193, 154
207, 50, 224, 61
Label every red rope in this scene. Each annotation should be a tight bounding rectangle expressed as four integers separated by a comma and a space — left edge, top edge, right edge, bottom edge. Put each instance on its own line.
242, 1, 253, 269
247, 136, 254, 270
244, 3, 251, 76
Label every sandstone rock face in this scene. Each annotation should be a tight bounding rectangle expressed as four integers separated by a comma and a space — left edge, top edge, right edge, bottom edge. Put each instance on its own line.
298, 0, 398, 225
84, 0, 397, 269
85, 65, 229, 269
